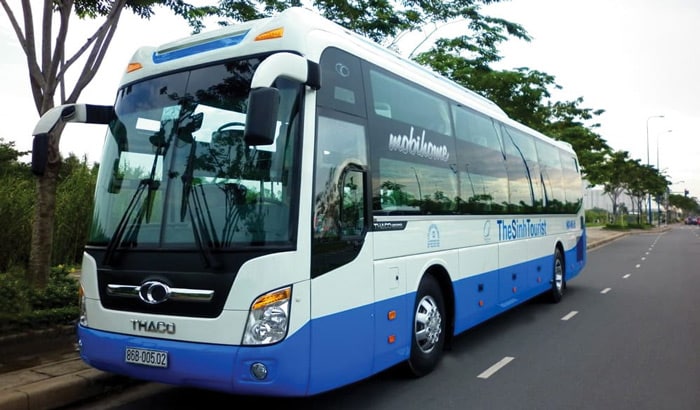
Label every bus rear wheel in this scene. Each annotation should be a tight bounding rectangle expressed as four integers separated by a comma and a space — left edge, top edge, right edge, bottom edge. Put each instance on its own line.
406, 275, 446, 377
548, 248, 565, 303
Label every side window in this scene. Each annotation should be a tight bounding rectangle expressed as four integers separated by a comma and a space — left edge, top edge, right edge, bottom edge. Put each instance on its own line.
368, 69, 451, 136
501, 125, 536, 213
560, 152, 582, 212
453, 105, 501, 150
318, 47, 366, 117
376, 158, 459, 215
311, 109, 369, 278
366, 65, 457, 215
453, 105, 508, 214
313, 114, 368, 238
535, 139, 565, 212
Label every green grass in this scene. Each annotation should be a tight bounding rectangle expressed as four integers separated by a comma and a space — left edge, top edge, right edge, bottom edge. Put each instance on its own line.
0, 265, 79, 334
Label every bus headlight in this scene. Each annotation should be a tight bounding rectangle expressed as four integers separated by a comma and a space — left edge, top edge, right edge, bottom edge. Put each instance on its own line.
78, 285, 88, 327
242, 286, 291, 345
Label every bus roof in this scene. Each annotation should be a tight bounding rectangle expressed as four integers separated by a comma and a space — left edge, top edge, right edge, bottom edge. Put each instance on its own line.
123, 7, 573, 153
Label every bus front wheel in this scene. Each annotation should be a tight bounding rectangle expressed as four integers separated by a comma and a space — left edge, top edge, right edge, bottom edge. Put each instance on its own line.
406, 275, 446, 377
549, 248, 565, 303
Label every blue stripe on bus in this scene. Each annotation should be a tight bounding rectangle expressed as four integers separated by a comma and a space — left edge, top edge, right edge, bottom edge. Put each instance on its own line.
152, 31, 250, 64
79, 239, 586, 397
78, 324, 313, 397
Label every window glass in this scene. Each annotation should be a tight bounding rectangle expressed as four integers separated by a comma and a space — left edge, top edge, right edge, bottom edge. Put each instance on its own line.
376, 158, 458, 215
453, 106, 507, 213
501, 125, 535, 212
535, 139, 565, 212
90, 58, 301, 248
313, 115, 367, 238
453, 105, 501, 151
369, 69, 451, 136
560, 152, 583, 212
318, 48, 366, 117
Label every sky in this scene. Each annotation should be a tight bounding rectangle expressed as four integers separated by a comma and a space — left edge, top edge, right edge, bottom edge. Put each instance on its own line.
1, 0, 699, 199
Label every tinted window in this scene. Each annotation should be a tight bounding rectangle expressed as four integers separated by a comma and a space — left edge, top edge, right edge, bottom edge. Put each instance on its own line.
369, 69, 451, 136
560, 152, 582, 212
453, 106, 508, 213
535, 139, 565, 212
317, 47, 366, 117
501, 125, 535, 213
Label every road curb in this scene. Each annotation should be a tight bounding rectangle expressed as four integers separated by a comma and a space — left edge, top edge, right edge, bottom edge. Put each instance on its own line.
586, 231, 628, 250
0, 359, 136, 410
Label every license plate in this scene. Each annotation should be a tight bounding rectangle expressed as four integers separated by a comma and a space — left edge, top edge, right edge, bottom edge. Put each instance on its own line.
125, 347, 168, 368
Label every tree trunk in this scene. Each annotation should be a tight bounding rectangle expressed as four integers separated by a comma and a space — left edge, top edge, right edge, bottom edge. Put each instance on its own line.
27, 126, 64, 290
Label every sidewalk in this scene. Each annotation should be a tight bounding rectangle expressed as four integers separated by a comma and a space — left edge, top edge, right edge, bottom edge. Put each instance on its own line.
0, 225, 668, 410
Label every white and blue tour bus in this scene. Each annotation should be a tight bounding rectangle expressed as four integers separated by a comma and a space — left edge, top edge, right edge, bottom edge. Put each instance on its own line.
31, 7, 587, 397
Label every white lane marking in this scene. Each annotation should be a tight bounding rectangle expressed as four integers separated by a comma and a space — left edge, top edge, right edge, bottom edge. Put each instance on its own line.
623, 274, 631, 279
645, 251, 650, 255
641, 257, 646, 261
561, 311, 579, 321
477, 356, 515, 379
635, 264, 641, 268
601, 288, 611, 294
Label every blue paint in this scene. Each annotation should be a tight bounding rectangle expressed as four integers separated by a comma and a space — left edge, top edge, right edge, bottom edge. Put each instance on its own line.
152, 31, 250, 64
79, 233, 586, 397
79, 324, 312, 397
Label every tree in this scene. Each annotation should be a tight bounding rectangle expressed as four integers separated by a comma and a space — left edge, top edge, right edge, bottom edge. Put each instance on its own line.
0, 139, 34, 271
0, 0, 214, 289
596, 150, 631, 224
623, 159, 651, 224
415, 43, 611, 181
216, 1, 521, 47
668, 193, 699, 214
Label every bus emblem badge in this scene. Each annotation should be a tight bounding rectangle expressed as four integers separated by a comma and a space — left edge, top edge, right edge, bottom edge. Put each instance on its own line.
138, 281, 172, 304
427, 224, 440, 248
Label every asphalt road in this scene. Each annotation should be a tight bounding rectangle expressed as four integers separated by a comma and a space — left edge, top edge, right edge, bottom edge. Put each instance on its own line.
67, 226, 700, 410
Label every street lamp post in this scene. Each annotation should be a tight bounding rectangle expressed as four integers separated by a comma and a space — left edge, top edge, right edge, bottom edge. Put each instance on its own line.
657, 129, 672, 225
667, 180, 685, 223
646, 115, 664, 225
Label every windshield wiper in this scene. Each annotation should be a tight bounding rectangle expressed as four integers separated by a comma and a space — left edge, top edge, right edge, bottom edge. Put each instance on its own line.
180, 141, 220, 268
103, 131, 166, 266
102, 177, 159, 266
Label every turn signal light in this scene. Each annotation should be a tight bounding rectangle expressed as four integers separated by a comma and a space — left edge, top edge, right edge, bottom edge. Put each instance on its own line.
126, 62, 142, 73
255, 27, 284, 41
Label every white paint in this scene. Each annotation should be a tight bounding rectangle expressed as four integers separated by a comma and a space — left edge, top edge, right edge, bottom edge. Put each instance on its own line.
561, 311, 579, 321
477, 356, 515, 379
601, 288, 611, 294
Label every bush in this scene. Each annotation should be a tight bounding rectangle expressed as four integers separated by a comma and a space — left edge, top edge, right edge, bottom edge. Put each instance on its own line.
0, 265, 79, 333
586, 208, 610, 226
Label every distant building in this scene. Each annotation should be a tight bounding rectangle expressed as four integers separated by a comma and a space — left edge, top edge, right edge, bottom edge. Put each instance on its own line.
583, 181, 677, 222
583, 183, 634, 212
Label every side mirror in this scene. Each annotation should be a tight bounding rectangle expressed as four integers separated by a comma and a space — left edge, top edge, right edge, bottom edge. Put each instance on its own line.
244, 87, 280, 146
31, 133, 49, 176
31, 104, 115, 176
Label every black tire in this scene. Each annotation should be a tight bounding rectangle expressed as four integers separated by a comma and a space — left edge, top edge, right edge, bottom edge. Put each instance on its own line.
406, 275, 446, 377
548, 248, 565, 303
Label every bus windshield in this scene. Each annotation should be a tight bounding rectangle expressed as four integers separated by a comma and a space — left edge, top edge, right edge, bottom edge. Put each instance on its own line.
89, 57, 302, 251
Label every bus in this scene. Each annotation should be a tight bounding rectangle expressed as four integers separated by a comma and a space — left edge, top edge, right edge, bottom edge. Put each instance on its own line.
31, 7, 586, 397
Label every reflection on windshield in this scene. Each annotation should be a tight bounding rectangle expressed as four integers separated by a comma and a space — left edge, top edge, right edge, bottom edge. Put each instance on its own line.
89, 57, 301, 253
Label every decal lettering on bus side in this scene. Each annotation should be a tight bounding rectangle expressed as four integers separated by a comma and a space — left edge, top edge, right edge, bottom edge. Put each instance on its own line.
373, 221, 407, 231
496, 219, 547, 241
388, 126, 450, 162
